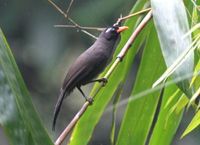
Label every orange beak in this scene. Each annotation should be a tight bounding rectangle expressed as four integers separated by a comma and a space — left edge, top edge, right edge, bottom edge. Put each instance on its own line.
116, 26, 129, 33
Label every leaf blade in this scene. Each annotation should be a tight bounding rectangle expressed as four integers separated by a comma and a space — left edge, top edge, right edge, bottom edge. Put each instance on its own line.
0, 28, 53, 145
181, 110, 200, 138
149, 84, 184, 145
151, 0, 194, 96
116, 24, 165, 145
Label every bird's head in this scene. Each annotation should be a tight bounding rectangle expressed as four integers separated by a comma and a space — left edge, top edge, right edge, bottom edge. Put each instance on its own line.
103, 25, 128, 40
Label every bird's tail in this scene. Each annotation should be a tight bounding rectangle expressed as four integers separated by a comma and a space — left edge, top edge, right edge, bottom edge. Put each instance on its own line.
52, 89, 68, 130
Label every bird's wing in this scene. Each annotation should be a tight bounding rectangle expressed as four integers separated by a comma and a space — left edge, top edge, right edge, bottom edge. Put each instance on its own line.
52, 59, 93, 130
62, 58, 94, 90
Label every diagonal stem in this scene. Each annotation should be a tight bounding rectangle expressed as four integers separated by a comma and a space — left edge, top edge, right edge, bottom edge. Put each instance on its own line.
48, 0, 68, 18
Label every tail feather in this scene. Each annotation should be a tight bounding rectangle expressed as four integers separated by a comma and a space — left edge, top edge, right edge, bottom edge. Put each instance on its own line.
52, 89, 68, 130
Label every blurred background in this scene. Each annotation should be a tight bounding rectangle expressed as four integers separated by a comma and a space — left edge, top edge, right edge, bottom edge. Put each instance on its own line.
0, 0, 199, 145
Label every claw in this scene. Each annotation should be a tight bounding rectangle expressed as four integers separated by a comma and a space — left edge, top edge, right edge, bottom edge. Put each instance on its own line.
86, 97, 94, 105
99, 78, 108, 86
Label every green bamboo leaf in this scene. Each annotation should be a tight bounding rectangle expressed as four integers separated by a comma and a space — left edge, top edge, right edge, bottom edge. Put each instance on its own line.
151, 0, 194, 97
110, 83, 123, 145
164, 89, 180, 108
69, 1, 149, 144
191, 1, 200, 33
181, 110, 200, 138
0, 29, 53, 145
188, 86, 200, 107
187, 52, 200, 107
173, 95, 188, 114
190, 57, 200, 87
116, 24, 165, 145
149, 84, 184, 145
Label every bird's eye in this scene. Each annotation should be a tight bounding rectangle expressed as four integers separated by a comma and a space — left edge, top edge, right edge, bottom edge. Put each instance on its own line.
105, 27, 116, 33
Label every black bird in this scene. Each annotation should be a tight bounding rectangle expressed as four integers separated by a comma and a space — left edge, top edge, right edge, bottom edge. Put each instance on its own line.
52, 25, 128, 129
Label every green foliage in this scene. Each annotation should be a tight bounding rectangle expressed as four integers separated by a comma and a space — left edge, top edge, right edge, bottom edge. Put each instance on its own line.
116, 23, 165, 145
0, 29, 53, 145
0, 0, 199, 145
149, 84, 183, 145
182, 110, 200, 138
151, 0, 194, 96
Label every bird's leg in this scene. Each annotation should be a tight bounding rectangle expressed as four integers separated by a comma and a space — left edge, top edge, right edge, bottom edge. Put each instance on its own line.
77, 86, 93, 104
86, 78, 108, 86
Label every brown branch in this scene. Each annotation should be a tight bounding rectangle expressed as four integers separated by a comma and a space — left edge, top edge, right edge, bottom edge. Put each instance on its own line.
54, 25, 105, 31
117, 10, 152, 60
80, 30, 98, 40
48, 0, 98, 39
48, 0, 67, 18
53, 6, 150, 33
54, 10, 153, 145
66, 0, 74, 14
115, 8, 151, 25
48, 0, 151, 36
54, 102, 90, 145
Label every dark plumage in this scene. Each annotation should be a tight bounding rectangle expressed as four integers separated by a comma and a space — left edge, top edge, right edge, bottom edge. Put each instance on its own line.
52, 25, 128, 130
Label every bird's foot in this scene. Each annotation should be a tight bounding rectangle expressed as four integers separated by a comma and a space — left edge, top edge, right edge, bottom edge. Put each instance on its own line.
98, 78, 108, 86
86, 97, 94, 105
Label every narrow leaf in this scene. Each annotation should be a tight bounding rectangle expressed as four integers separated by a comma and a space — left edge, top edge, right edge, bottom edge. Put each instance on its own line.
188, 51, 200, 107
149, 84, 184, 145
0, 29, 53, 145
181, 110, 200, 138
188, 86, 200, 107
116, 23, 165, 145
151, 0, 194, 97
110, 83, 123, 145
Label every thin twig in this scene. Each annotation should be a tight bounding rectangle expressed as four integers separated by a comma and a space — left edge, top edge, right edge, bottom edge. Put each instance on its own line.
49, 0, 150, 34
48, 0, 67, 18
54, 7, 150, 32
54, 10, 152, 145
48, 0, 97, 39
80, 30, 98, 40
63, 17, 100, 39
54, 25, 105, 31
115, 8, 151, 25
117, 10, 152, 59
66, 0, 74, 14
